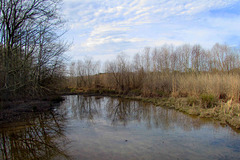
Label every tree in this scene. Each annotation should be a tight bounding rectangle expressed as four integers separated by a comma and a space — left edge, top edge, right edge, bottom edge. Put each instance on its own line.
105, 53, 131, 92
76, 57, 100, 88
0, 0, 67, 98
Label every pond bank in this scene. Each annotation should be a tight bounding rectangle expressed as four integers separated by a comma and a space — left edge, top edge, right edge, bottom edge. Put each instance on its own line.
0, 96, 64, 125
126, 96, 240, 130
2, 95, 240, 160
1, 90, 240, 130
64, 89, 240, 130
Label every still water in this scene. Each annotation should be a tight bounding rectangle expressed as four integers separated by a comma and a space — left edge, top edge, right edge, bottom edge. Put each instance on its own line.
1, 95, 240, 160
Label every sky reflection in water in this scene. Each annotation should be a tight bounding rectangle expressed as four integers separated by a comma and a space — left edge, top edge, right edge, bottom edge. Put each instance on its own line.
1, 95, 240, 160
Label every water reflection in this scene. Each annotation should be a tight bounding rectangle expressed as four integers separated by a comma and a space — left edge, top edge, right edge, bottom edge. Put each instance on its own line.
67, 96, 102, 124
58, 96, 240, 160
63, 95, 230, 133
2, 96, 239, 160
0, 111, 69, 160
106, 98, 137, 126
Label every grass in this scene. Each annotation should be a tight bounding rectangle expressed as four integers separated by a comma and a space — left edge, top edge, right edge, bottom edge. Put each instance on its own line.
65, 73, 240, 129
176, 73, 240, 102
64, 87, 240, 129
200, 93, 217, 108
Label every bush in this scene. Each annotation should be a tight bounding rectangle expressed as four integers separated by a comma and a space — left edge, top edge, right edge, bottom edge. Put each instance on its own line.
70, 88, 76, 93
187, 96, 199, 106
99, 88, 117, 94
156, 90, 168, 97
129, 89, 142, 96
200, 94, 217, 108
219, 93, 227, 100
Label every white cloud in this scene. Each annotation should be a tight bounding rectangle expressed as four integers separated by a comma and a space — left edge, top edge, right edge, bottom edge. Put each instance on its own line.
62, 0, 240, 62
90, 25, 129, 37
82, 36, 144, 48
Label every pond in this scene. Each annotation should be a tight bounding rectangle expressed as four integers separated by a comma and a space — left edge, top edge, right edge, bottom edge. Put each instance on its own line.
1, 95, 240, 160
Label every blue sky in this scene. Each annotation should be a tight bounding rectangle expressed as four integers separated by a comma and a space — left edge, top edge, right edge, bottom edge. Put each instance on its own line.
62, 0, 240, 62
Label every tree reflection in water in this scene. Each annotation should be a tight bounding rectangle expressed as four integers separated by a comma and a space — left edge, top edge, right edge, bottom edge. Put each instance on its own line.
0, 110, 69, 160
2, 96, 237, 160
106, 97, 211, 131
67, 96, 102, 124
106, 99, 144, 126
64, 96, 221, 132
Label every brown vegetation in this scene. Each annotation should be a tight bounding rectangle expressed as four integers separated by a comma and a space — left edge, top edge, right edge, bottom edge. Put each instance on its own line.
66, 43, 240, 129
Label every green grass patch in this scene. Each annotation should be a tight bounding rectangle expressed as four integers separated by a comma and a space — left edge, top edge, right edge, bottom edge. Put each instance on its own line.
200, 93, 217, 108
70, 88, 76, 93
129, 89, 142, 96
187, 96, 199, 106
156, 90, 168, 97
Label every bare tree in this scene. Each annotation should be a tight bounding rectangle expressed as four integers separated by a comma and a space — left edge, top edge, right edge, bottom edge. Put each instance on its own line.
76, 57, 100, 88
211, 43, 230, 72
0, 0, 67, 98
105, 53, 131, 92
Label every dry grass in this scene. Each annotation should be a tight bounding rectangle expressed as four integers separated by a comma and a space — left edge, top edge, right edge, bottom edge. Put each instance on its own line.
67, 73, 240, 103
170, 73, 240, 102
66, 72, 240, 129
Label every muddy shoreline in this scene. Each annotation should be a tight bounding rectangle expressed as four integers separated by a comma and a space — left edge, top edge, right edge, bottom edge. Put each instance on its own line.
63, 90, 240, 130
1, 91, 240, 131
0, 96, 64, 125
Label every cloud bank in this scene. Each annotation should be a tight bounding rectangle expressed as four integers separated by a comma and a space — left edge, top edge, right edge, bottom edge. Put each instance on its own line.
62, 0, 240, 61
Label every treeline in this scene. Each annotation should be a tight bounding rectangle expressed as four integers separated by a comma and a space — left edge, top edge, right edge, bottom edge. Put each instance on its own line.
69, 43, 240, 102
0, 0, 67, 99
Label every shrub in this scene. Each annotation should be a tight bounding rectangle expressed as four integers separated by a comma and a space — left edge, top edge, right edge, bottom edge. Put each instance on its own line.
187, 96, 199, 106
70, 88, 76, 93
156, 90, 167, 97
200, 93, 217, 108
129, 89, 142, 96
219, 93, 227, 100
99, 88, 117, 94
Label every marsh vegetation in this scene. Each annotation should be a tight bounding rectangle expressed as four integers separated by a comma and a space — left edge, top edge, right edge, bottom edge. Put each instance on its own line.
67, 44, 240, 129
1, 1, 240, 159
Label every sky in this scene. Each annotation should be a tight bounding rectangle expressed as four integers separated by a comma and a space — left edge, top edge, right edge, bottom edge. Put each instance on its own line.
61, 0, 240, 62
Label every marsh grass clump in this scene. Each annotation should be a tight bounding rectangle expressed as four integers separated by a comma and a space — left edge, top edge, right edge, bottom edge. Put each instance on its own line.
200, 94, 217, 108
219, 93, 227, 101
102, 89, 117, 94
129, 89, 142, 96
70, 88, 76, 93
217, 101, 240, 128
156, 90, 168, 97
187, 96, 199, 106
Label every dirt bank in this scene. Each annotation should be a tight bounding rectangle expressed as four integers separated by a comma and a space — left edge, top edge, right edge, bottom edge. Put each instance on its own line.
0, 96, 64, 125
64, 88, 240, 130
